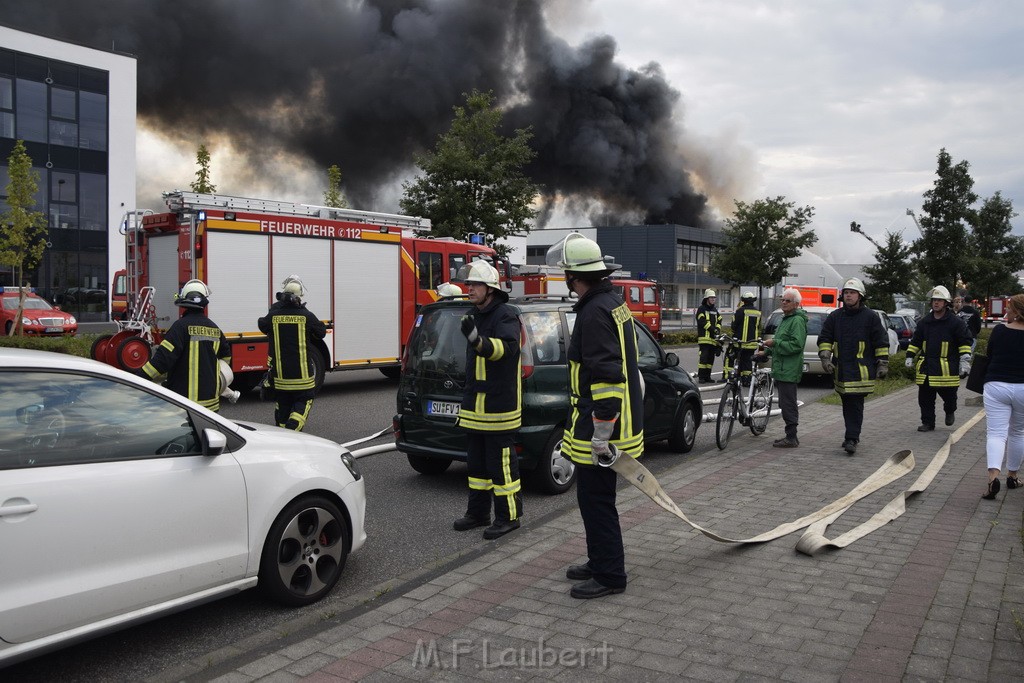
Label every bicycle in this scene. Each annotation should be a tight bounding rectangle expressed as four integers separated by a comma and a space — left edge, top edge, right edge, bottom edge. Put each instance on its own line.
715, 334, 775, 450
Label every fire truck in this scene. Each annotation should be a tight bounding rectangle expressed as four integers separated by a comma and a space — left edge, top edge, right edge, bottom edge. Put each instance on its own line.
510, 265, 662, 336
96, 191, 506, 389
787, 285, 840, 308
983, 295, 1012, 323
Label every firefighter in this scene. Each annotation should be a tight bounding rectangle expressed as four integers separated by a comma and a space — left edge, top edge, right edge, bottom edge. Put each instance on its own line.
817, 277, 890, 454
142, 279, 232, 412
257, 275, 327, 431
695, 288, 722, 383
729, 290, 761, 385
452, 261, 523, 540
906, 285, 973, 431
546, 233, 644, 599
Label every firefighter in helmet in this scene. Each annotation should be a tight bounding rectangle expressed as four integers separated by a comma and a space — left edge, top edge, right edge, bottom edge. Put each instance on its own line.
436, 281, 464, 298
142, 279, 232, 412
905, 285, 973, 431
728, 290, 761, 385
452, 260, 523, 540
546, 233, 644, 599
817, 277, 890, 454
257, 275, 327, 431
695, 288, 722, 383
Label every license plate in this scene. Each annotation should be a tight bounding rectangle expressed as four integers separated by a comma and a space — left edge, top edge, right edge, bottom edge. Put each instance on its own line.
45, 327, 63, 333
426, 400, 460, 417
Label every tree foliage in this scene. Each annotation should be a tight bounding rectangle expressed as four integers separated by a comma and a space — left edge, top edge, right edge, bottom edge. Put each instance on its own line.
862, 231, 916, 312
190, 144, 216, 194
400, 90, 539, 257
913, 148, 977, 292
965, 191, 1024, 298
710, 197, 818, 291
323, 164, 349, 208
0, 140, 48, 335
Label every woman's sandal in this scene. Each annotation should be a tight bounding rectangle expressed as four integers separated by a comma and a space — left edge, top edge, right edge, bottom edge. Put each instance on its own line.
983, 478, 1001, 500
1008, 476, 1021, 490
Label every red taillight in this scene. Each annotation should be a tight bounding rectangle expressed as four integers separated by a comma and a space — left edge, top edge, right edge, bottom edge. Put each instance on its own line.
393, 416, 402, 442
901, 330, 912, 338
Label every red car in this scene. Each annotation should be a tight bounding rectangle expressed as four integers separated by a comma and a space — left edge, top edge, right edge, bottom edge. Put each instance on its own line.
1, 288, 78, 336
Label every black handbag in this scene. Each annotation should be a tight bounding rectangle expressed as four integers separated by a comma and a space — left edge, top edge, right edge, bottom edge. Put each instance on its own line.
965, 353, 989, 394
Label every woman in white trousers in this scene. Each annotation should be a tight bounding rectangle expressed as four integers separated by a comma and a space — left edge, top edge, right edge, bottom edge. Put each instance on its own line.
982, 294, 1024, 500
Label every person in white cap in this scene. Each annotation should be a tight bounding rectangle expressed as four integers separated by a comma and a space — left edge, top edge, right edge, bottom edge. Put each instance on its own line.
257, 275, 327, 431
817, 277, 890, 454
905, 285, 972, 432
142, 279, 232, 412
695, 288, 721, 383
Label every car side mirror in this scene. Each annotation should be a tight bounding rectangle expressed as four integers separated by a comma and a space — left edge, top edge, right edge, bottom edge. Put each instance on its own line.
664, 351, 680, 368
203, 428, 227, 456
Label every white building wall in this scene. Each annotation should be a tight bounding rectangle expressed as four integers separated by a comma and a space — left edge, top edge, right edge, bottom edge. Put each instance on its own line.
0, 26, 136, 306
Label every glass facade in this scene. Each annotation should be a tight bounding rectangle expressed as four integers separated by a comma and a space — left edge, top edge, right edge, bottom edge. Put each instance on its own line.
0, 47, 109, 321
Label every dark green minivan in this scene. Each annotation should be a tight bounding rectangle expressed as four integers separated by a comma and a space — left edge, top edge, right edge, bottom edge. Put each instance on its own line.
393, 296, 703, 494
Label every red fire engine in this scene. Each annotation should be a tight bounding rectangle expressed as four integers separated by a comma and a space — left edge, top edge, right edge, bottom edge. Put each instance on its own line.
97, 191, 506, 389
510, 265, 662, 336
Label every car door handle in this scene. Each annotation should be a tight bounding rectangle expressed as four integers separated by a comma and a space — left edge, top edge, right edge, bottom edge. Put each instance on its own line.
0, 502, 39, 517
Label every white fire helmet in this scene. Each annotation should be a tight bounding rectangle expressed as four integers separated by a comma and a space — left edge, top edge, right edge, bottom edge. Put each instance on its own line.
841, 277, 866, 296
740, 291, 756, 302
928, 285, 952, 303
176, 279, 210, 309
704, 288, 717, 298
544, 233, 621, 275
436, 282, 464, 298
456, 261, 501, 290
282, 275, 306, 299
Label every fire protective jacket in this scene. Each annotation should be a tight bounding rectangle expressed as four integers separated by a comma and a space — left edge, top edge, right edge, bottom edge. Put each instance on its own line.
695, 299, 722, 345
562, 280, 645, 464
258, 300, 327, 393
143, 309, 231, 411
732, 303, 761, 349
906, 311, 972, 387
817, 305, 889, 395
457, 298, 522, 432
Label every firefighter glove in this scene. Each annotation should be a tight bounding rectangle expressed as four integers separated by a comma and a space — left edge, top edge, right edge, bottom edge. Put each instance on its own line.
960, 353, 971, 378
591, 416, 617, 465
818, 350, 834, 374
876, 358, 889, 379
460, 314, 479, 345
905, 356, 914, 369
715, 343, 723, 357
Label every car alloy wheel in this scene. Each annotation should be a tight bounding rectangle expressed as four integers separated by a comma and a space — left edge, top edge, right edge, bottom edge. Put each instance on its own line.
259, 495, 350, 607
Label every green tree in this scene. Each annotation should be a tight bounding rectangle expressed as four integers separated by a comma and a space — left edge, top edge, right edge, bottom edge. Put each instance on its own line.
323, 164, 349, 208
0, 140, 47, 335
862, 231, 916, 312
964, 191, 1024, 298
710, 197, 818, 296
400, 90, 539, 257
190, 144, 216, 194
913, 148, 977, 292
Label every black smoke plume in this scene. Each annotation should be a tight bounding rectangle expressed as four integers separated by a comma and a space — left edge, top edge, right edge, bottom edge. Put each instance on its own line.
0, 0, 710, 226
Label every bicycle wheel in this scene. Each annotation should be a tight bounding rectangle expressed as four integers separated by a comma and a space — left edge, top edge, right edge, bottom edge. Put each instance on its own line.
748, 372, 774, 436
716, 384, 739, 450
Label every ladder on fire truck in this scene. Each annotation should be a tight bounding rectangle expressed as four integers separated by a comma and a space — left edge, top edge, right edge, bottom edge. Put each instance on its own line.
117, 209, 158, 344
162, 191, 432, 232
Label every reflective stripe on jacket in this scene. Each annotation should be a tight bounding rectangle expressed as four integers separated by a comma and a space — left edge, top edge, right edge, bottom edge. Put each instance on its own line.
143, 309, 231, 411
696, 301, 721, 345
258, 301, 328, 393
732, 304, 761, 349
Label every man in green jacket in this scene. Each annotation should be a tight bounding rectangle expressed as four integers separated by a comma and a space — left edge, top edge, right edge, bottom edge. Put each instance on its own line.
758, 288, 808, 447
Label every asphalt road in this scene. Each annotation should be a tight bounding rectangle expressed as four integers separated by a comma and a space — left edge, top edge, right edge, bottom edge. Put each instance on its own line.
5, 346, 834, 681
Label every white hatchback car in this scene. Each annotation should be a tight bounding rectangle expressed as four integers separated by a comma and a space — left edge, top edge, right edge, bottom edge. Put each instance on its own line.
0, 348, 366, 666
763, 306, 899, 375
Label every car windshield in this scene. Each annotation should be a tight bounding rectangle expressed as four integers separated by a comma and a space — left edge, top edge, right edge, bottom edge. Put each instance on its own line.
765, 311, 826, 336
3, 297, 54, 311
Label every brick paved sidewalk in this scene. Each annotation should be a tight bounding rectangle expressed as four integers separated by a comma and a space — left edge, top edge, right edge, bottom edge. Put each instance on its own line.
166, 386, 1024, 682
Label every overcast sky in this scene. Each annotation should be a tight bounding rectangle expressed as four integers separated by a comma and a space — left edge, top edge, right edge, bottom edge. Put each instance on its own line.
549, 0, 1023, 264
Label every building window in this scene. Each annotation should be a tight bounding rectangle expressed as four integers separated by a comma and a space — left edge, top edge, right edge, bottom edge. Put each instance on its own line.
49, 86, 78, 147
79, 172, 106, 231
0, 76, 12, 138
417, 251, 443, 290
79, 91, 106, 151
15, 78, 46, 142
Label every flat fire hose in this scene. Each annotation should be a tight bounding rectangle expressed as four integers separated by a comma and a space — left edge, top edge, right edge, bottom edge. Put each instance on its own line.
598, 408, 983, 551
795, 409, 985, 555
